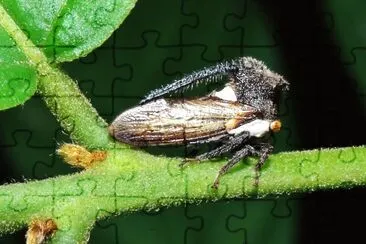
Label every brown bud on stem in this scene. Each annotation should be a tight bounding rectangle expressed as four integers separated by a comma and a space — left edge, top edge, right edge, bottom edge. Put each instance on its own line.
57, 144, 107, 169
26, 219, 57, 244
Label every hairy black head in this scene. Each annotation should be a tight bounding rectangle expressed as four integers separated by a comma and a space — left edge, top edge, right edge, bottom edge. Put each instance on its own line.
231, 57, 289, 119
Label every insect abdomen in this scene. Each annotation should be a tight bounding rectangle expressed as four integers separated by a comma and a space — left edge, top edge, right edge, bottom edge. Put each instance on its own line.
109, 98, 258, 146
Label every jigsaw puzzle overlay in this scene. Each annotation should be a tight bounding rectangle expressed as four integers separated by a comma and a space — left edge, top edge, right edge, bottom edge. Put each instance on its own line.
1, 0, 366, 243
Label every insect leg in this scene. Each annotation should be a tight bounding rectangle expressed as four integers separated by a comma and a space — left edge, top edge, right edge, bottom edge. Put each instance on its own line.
139, 60, 239, 104
196, 138, 243, 161
212, 145, 256, 189
179, 132, 250, 167
253, 143, 273, 185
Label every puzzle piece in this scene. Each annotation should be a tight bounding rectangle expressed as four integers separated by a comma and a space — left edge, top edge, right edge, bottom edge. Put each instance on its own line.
91, 206, 202, 244
299, 149, 321, 181
90, 158, 192, 243
163, 0, 283, 76
338, 147, 357, 164
181, 0, 279, 61
326, 1, 366, 65
112, 32, 182, 97
0, 78, 32, 98
111, 0, 197, 48
0, 129, 76, 180
227, 199, 298, 244
184, 201, 245, 243
269, 197, 298, 218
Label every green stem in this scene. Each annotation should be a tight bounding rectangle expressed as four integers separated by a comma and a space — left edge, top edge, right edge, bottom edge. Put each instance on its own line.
36, 68, 113, 149
0, 5, 47, 64
50, 208, 95, 244
1, 146, 365, 241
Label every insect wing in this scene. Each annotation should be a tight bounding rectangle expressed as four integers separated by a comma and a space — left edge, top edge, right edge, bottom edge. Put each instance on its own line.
110, 97, 259, 146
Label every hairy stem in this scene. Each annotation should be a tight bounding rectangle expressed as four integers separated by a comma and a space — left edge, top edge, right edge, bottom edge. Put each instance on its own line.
1, 146, 365, 241
36, 67, 113, 149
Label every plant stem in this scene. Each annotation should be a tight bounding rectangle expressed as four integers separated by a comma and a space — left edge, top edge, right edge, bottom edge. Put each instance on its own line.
1, 146, 365, 241
0, 5, 47, 64
36, 67, 114, 149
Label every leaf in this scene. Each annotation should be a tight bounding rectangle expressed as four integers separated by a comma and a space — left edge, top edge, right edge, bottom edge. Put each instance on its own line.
0, 0, 137, 110
0, 28, 37, 110
1, 0, 137, 62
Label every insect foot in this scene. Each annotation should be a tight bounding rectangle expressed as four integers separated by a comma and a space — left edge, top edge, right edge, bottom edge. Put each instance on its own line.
179, 157, 200, 167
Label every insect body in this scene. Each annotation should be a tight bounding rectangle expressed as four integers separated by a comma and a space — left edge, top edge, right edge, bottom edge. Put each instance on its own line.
109, 57, 289, 188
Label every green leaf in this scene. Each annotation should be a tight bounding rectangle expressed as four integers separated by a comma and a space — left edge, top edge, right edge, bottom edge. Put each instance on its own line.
0, 0, 137, 110
0, 0, 137, 62
0, 65, 37, 110
0, 28, 37, 110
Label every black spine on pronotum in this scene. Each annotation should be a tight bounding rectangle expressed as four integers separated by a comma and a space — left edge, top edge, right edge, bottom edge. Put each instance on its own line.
108, 57, 289, 188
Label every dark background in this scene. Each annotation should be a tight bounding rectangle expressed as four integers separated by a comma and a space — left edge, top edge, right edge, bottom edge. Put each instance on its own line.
1, 0, 366, 243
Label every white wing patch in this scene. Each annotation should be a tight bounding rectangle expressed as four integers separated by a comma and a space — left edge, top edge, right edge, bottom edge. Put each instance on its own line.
212, 86, 237, 101
228, 119, 270, 138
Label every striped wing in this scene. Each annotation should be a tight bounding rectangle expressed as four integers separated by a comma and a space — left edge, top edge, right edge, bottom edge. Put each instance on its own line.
109, 97, 259, 146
